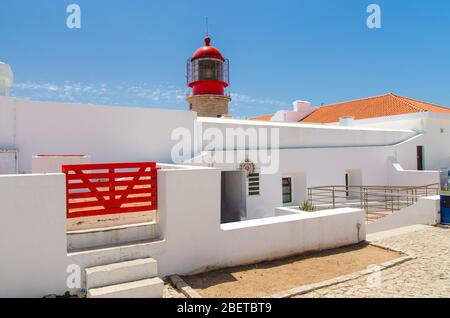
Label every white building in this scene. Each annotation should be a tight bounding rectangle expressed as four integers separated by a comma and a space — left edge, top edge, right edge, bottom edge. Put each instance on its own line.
0, 40, 448, 297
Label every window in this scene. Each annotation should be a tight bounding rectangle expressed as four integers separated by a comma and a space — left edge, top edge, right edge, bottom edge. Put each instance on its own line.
282, 177, 293, 204
248, 173, 260, 196
191, 58, 224, 82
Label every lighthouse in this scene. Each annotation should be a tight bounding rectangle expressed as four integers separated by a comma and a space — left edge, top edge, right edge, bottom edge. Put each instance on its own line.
186, 36, 231, 118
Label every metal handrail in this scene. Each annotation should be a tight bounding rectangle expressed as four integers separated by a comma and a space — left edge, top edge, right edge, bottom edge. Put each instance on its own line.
307, 184, 440, 221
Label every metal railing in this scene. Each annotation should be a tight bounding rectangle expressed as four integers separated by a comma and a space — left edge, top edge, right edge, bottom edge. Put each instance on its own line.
308, 184, 440, 218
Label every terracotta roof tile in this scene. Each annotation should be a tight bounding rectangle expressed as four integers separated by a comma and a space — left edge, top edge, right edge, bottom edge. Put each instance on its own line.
250, 93, 450, 123
250, 114, 273, 121
301, 93, 450, 123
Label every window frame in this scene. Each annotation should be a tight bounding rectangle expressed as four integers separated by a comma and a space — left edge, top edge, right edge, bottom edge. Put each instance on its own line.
282, 176, 293, 205
248, 173, 260, 196
191, 58, 224, 82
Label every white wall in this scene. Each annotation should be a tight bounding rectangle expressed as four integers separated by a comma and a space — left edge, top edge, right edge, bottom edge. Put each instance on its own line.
0, 151, 17, 174
421, 116, 450, 169
218, 208, 365, 269
32, 155, 91, 174
197, 117, 417, 151
0, 174, 69, 298
247, 172, 282, 219
367, 195, 441, 234
0, 97, 196, 173
286, 172, 307, 205
156, 166, 366, 276
0, 96, 16, 147
0, 165, 367, 296
187, 128, 445, 220
387, 157, 440, 187
157, 166, 222, 276
349, 112, 450, 171
191, 146, 394, 219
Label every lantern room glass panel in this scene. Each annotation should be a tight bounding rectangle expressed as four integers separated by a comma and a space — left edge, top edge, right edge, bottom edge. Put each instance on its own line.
191, 58, 224, 82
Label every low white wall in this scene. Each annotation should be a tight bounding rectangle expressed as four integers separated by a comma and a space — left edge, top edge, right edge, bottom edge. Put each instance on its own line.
218, 208, 365, 270
387, 157, 440, 187
274, 206, 303, 216
32, 155, 91, 174
156, 166, 366, 276
0, 174, 70, 298
367, 195, 441, 234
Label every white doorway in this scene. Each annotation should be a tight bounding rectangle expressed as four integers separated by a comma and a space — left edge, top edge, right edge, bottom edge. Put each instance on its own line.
345, 169, 362, 199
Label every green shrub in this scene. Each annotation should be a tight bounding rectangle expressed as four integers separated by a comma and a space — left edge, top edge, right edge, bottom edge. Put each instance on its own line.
299, 200, 316, 212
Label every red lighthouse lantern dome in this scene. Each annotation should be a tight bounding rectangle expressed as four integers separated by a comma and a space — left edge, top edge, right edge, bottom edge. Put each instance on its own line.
187, 36, 230, 96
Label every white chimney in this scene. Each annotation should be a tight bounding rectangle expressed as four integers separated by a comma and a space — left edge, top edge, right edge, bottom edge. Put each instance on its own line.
293, 100, 312, 112
271, 100, 317, 123
0, 61, 14, 96
340, 116, 355, 127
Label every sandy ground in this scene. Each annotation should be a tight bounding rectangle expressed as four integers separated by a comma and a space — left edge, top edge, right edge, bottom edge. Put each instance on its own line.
182, 243, 403, 298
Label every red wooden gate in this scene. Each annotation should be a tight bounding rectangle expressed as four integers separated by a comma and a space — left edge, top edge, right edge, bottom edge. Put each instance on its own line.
62, 162, 158, 219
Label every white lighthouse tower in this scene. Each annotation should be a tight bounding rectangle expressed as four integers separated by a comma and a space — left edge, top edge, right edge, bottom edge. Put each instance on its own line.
0, 60, 14, 96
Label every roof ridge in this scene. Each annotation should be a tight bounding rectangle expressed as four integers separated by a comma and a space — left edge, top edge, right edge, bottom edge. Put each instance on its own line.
319, 93, 393, 108
391, 93, 450, 112
389, 93, 425, 112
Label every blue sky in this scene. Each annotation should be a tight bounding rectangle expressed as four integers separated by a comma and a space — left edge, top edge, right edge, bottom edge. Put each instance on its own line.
1, 0, 450, 118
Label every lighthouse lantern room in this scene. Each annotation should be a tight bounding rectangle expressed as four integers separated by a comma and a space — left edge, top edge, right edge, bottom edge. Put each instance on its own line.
186, 36, 232, 118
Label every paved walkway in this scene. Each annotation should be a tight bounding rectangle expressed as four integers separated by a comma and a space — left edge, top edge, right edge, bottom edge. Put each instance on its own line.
296, 225, 450, 298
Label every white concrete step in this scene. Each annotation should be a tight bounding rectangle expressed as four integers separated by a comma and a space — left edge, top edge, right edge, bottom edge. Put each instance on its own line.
87, 278, 164, 298
86, 258, 158, 290
67, 222, 160, 251
68, 239, 165, 290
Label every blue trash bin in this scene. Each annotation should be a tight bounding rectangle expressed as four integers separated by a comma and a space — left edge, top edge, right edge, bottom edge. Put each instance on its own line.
441, 193, 450, 225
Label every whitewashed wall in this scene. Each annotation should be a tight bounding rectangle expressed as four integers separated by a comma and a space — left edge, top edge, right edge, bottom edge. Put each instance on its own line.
190, 146, 394, 219
156, 166, 366, 276
0, 166, 365, 296
348, 112, 450, 171
197, 117, 417, 150
367, 195, 441, 234
32, 155, 91, 174
0, 96, 15, 147
0, 97, 196, 173
188, 140, 442, 220
0, 151, 17, 174
0, 174, 69, 298
387, 157, 440, 186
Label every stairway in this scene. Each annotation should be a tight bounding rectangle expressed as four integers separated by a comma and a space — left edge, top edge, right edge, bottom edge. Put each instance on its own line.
85, 258, 164, 298
67, 221, 160, 252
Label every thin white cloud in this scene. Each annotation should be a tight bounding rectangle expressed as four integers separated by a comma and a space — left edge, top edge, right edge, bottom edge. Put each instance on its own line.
11, 81, 189, 107
11, 81, 289, 115
230, 93, 287, 108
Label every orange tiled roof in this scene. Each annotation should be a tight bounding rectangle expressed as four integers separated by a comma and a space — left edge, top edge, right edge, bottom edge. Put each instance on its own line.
250, 114, 273, 121
301, 93, 450, 123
